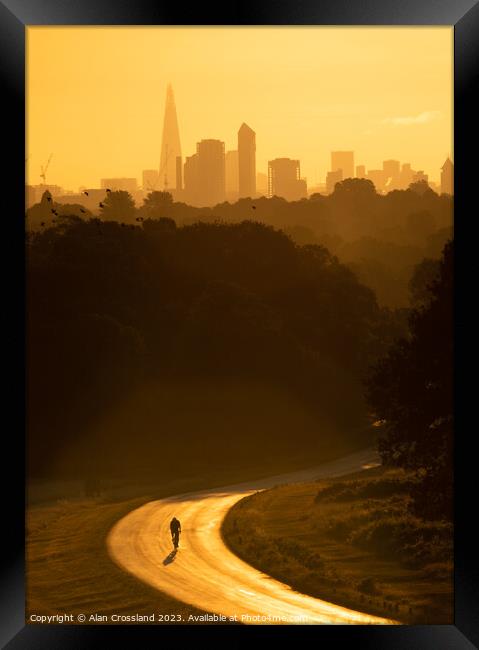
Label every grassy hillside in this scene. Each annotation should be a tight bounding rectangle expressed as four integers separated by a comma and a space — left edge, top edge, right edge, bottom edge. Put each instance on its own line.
221, 466, 453, 624
27, 492, 209, 624
28, 446, 357, 623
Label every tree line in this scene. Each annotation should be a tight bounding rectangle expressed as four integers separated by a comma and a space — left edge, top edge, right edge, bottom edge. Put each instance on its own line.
27, 179, 453, 310
27, 215, 406, 480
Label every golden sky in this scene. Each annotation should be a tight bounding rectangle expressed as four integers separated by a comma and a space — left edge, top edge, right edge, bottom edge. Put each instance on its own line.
26, 26, 452, 190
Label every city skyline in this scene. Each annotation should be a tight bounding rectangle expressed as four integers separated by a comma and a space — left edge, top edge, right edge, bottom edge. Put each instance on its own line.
27, 90, 452, 204
26, 120, 452, 197
27, 27, 452, 190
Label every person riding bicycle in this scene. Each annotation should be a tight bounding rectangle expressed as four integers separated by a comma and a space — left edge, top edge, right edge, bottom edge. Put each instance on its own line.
170, 516, 181, 549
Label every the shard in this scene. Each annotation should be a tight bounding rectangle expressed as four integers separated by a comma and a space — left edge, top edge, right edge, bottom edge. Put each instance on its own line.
159, 84, 182, 191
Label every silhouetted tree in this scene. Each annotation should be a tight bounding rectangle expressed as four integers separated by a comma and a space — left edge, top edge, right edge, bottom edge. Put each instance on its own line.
332, 177, 376, 199
366, 241, 453, 520
100, 190, 136, 222
408, 180, 434, 197
140, 191, 174, 219
26, 190, 55, 229
56, 203, 93, 219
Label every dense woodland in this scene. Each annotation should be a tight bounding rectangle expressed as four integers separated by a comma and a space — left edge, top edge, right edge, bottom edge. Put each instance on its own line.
367, 241, 453, 520
27, 180, 453, 520
28, 179, 452, 308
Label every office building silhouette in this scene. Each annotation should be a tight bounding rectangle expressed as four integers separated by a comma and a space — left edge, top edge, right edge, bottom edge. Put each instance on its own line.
383, 160, 401, 190
238, 123, 256, 199
413, 170, 429, 184
176, 156, 183, 192
268, 158, 306, 201
196, 139, 226, 206
331, 151, 354, 180
184, 154, 199, 205
356, 165, 366, 179
441, 158, 453, 195
326, 169, 343, 194
367, 169, 386, 193
400, 163, 415, 189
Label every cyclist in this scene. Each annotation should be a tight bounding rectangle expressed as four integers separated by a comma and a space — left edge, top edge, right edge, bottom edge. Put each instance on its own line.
170, 516, 181, 549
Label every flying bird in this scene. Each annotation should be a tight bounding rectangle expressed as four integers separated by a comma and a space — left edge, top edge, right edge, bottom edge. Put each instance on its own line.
83, 191, 89, 196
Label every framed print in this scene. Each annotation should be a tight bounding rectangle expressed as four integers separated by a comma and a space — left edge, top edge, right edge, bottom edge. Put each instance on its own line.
1, 0, 478, 648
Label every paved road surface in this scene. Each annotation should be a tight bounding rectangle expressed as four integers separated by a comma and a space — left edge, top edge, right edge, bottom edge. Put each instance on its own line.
107, 448, 397, 625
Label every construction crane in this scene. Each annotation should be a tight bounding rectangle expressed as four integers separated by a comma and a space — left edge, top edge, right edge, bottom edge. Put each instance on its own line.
40, 154, 53, 185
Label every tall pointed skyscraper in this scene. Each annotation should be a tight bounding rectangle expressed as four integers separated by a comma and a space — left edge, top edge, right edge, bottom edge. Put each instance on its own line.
159, 84, 182, 191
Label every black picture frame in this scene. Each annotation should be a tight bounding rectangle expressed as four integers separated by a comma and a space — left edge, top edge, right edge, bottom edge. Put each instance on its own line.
1, 1, 477, 647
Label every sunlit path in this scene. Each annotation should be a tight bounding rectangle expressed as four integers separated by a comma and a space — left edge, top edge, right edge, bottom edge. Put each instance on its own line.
107, 449, 397, 625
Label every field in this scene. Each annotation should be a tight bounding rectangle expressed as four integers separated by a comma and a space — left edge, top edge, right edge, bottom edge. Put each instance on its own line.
221, 466, 453, 624
27, 447, 353, 623
27, 491, 208, 623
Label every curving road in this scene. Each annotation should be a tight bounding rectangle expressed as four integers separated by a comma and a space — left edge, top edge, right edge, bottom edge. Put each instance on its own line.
107, 448, 397, 624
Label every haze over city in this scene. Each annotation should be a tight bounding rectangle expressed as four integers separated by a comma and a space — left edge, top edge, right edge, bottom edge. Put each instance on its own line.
27, 26, 452, 193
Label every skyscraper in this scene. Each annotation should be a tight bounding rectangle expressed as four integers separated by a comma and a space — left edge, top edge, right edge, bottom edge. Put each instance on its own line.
383, 160, 400, 190
400, 163, 415, 189
331, 151, 354, 180
225, 150, 239, 198
196, 139, 225, 206
184, 154, 199, 205
441, 158, 454, 195
268, 158, 306, 201
367, 169, 386, 193
413, 170, 429, 184
326, 169, 343, 194
176, 156, 183, 192
238, 123, 256, 198
159, 84, 182, 191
